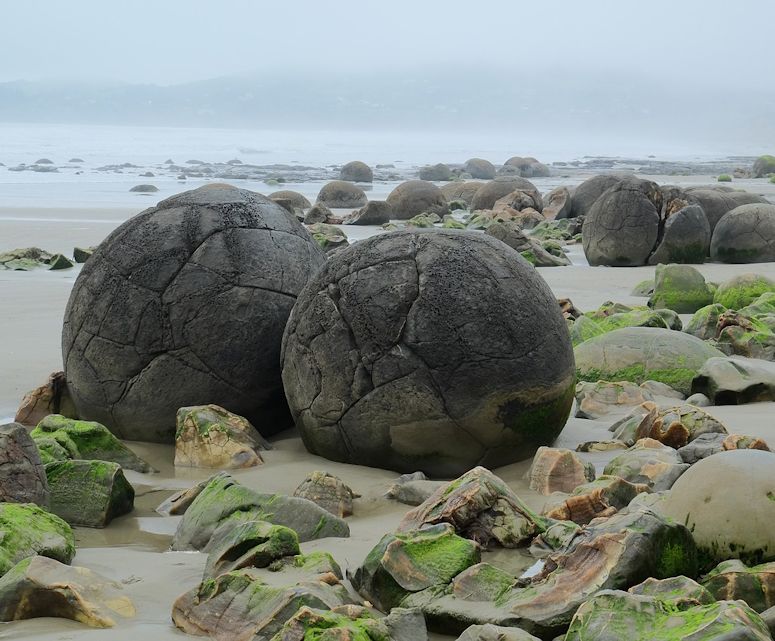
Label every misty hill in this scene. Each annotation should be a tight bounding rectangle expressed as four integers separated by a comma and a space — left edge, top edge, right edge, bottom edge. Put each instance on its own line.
1, 68, 773, 147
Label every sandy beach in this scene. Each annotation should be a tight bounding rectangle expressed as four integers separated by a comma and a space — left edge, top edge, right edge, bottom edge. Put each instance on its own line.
2, 168, 775, 639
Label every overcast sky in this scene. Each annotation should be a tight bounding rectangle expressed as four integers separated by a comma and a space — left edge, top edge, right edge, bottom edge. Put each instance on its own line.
1, 0, 774, 86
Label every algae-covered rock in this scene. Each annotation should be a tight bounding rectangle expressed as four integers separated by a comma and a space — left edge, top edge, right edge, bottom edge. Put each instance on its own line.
565, 589, 771, 641
0, 555, 135, 626
528, 447, 595, 495
45, 460, 134, 528
649, 264, 714, 313
203, 519, 300, 581
293, 471, 357, 518
603, 438, 689, 490
398, 467, 553, 548
174, 404, 267, 469
308, 222, 349, 252
172, 473, 349, 550
48, 254, 74, 270
0, 503, 74, 576
0, 422, 48, 506
628, 575, 714, 607
714, 273, 775, 309
156, 473, 226, 516
31, 414, 153, 472
754, 155, 775, 178
703, 559, 775, 612
630, 279, 654, 297
574, 327, 723, 395
172, 569, 354, 640
683, 303, 728, 340
661, 450, 775, 567
349, 523, 481, 612
73, 246, 95, 263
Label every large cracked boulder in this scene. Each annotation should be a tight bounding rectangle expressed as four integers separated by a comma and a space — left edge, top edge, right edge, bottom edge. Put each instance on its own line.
688, 187, 769, 231
386, 180, 449, 220
470, 177, 542, 212
567, 174, 626, 219
62, 184, 326, 442
281, 230, 576, 477
711, 203, 775, 263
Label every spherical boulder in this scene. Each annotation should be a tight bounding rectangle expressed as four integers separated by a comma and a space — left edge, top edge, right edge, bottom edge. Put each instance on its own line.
339, 161, 373, 183
711, 204, 775, 263
439, 181, 483, 207
660, 450, 775, 564
62, 184, 326, 442
686, 188, 768, 232
470, 177, 542, 212
568, 174, 626, 219
463, 158, 496, 180
648, 204, 710, 265
386, 180, 449, 220
281, 229, 576, 477
418, 163, 454, 181
269, 190, 311, 209
316, 181, 367, 209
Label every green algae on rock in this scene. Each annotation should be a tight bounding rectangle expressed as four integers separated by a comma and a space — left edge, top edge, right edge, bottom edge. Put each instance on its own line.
0, 555, 135, 627
0, 503, 74, 577
649, 263, 714, 314
714, 274, 775, 310
45, 459, 134, 528
31, 414, 153, 472
702, 559, 775, 613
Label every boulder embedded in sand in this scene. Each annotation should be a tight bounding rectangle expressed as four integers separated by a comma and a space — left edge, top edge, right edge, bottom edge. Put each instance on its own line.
0, 555, 135, 627
661, 450, 775, 565
171, 473, 349, 550
528, 447, 595, 495
582, 178, 663, 266
419, 163, 454, 181
346, 200, 392, 225
463, 158, 496, 180
470, 177, 542, 212
14, 371, 77, 428
45, 460, 134, 528
714, 273, 775, 309
340, 160, 373, 183
30, 414, 153, 472
711, 204, 775, 263
648, 263, 714, 313
316, 180, 368, 208
0, 423, 48, 506
174, 404, 267, 469
574, 326, 723, 395
62, 184, 326, 442
386, 180, 449, 220
0, 503, 74, 576
293, 471, 357, 518
281, 230, 576, 477
269, 190, 312, 209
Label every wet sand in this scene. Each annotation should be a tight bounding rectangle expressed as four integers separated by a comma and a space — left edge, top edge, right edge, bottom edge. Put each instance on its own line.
2, 176, 775, 638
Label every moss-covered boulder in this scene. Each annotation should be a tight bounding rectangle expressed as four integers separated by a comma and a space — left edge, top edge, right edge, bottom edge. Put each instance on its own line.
661, 450, 775, 567
272, 605, 427, 641
31, 414, 153, 472
0, 247, 53, 271
0, 555, 135, 627
702, 559, 775, 613
754, 155, 775, 178
0, 422, 48, 506
174, 404, 267, 469
398, 467, 553, 548
171, 473, 349, 550
603, 438, 689, 491
570, 307, 681, 347
574, 327, 724, 395
565, 589, 770, 641
349, 524, 481, 612
649, 264, 714, 313
307, 222, 349, 252
628, 575, 714, 607
203, 519, 300, 581
714, 274, 775, 309
45, 460, 134, 528
0, 503, 74, 576
683, 303, 728, 340
172, 569, 354, 640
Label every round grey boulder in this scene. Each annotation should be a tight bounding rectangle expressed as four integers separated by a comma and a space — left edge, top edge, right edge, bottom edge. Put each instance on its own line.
711, 203, 775, 263
339, 161, 373, 183
439, 181, 483, 208
63, 184, 326, 442
470, 177, 542, 212
463, 158, 496, 180
281, 229, 576, 477
648, 204, 710, 265
130, 184, 159, 193
316, 181, 367, 209
568, 174, 627, 219
686, 188, 768, 232
386, 180, 449, 220
418, 163, 454, 181
269, 190, 311, 209
582, 178, 663, 266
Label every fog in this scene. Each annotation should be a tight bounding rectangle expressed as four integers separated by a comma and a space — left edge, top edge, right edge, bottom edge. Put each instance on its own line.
1, 0, 774, 150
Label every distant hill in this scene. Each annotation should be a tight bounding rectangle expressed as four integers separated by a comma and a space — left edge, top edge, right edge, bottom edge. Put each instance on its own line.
0, 68, 773, 147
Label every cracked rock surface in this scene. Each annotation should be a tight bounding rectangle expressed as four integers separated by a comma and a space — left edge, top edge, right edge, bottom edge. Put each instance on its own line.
63, 184, 326, 442
280, 229, 575, 477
